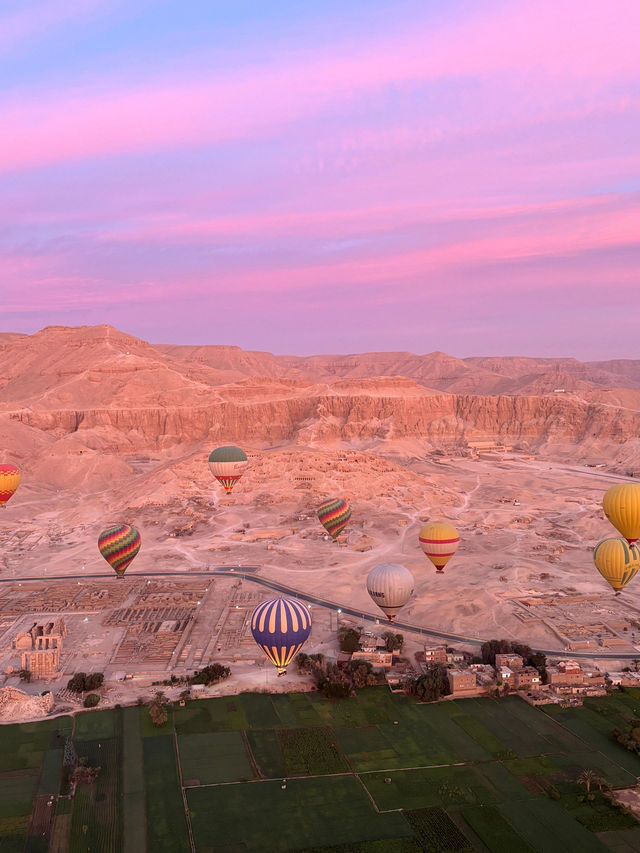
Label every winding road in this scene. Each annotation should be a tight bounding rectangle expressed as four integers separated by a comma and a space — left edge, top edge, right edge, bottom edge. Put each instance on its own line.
3, 567, 640, 661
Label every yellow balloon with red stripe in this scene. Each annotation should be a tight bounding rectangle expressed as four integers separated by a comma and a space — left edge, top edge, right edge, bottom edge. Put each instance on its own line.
419, 521, 460, 572
603, 484, 640, 545
0, 464, 21, 508
250, 597, 311, 675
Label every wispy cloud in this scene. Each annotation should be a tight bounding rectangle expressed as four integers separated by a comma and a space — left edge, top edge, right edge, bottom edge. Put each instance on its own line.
1, 0, 639, 356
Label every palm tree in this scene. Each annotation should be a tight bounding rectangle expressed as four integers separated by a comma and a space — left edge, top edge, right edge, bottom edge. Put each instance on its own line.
577, 769, 598, 794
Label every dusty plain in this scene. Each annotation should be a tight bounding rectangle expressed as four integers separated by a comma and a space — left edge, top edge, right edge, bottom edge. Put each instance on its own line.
2, 325, 640, 717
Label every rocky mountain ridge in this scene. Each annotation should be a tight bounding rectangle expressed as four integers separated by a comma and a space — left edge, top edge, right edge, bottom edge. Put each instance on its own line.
1, 325, 638, 465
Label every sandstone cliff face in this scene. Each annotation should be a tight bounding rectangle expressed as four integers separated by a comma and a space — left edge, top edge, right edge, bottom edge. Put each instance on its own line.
2, 325, 639, 459
5, 390, 639, 452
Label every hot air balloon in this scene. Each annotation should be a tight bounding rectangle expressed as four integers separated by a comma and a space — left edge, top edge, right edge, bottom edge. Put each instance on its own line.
593, 537, 640, 594
366, 563, 414, 622
98, 524, 141, 578
250, 597, 311, 675
208, 446, 248, 494
0, 463, 21, 508
419, 522, 459, 572
603, 484, 640, 545
317, 498, 351, 540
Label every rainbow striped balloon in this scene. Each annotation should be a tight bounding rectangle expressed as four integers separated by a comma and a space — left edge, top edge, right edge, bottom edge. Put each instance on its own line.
317, 498, 351, 540
419, 521, 459, 572
98, 524, 141, 578
0, 463, 21, 508
250, 597, 312, 675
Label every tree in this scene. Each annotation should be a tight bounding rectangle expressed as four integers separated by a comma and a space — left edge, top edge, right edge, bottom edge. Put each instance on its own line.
338, 626, 361, 653
67, 673, 88, 693
67, 672, 104, 693
410, 664, 451, 702
577, 769, 598, 794
295, 653, 312, 673
83, 693, 100, 708
382, 632, 404, 653
190, 664, 230, 686
85, 673, 104, 691
18, 669, 31, 682
148, 692, 168, 728
351, 663, 371, 689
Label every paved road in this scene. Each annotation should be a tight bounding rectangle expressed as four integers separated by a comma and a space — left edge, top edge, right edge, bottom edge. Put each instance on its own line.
3, 567, 640, 660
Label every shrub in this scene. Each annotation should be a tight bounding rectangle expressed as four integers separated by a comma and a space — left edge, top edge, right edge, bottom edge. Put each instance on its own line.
189, 664, 230, 686
83, 694, 100, 708
382, 632, 404, 652
338, 627, 361, 653
67, 672, 104, 693
67, 673, 88, 693
84, 673, 104, 691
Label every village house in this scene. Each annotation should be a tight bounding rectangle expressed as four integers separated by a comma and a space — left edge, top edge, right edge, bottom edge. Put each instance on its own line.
447, 670, 478, 696
547, 660, 584, 686
498, 666, 514, 685
468, 663, 496, 686
351, 649, 394, 668
423, 646, 447, 665
608, 672, 640, 687
495, 653, 524, 670
513, 666, 541, 690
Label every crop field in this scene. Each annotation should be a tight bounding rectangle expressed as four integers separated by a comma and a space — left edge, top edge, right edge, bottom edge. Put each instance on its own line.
2, 688, 640, 851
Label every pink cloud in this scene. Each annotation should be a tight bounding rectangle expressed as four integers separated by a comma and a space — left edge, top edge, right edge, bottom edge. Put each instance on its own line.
90, 198, 640, 299
95, 192, 638, 246
1, 0, 638, 172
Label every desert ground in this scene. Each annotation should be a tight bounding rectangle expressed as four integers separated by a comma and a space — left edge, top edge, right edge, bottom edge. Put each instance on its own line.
1, 326, 640, 718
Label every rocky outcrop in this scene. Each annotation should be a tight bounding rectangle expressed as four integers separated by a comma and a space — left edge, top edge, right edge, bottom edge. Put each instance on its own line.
0, 686, 54, 721
4, 390, 639, 451
1, 325, 639, 459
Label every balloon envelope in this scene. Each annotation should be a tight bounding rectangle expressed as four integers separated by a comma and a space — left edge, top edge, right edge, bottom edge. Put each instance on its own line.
250, 597, 311, 674
366, 563, 414, 622
208, 445, 248, 494
317, 498, 351, 539
593, 537, 640, 593
98, 524, 141, 577
0, 463, 21, 508
419, 522, 459, 572
603, 484, 640, 544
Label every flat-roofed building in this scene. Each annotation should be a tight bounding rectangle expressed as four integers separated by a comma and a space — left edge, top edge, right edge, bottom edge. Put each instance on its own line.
514, 666, 541, 690
499, 666, 514, 683
424, 646, 447, 664
548, 660, 584, 686
495, 653, 524, 670
351, 650, 393, 668
447, 670, 477, 696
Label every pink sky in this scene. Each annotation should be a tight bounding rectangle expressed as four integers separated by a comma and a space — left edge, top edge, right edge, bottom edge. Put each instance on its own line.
1, 0, 639, 357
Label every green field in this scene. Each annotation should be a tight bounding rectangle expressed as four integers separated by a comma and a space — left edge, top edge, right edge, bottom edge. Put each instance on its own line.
2, 688, 640, 851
